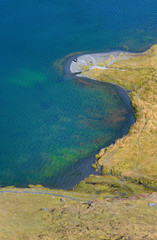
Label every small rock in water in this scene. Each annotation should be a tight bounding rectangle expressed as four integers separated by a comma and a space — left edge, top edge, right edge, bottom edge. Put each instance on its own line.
149, 203, 156, 207
60, 198, 65, 202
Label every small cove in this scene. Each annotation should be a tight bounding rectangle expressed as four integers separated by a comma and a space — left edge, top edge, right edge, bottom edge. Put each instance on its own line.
0, 0, 157, 189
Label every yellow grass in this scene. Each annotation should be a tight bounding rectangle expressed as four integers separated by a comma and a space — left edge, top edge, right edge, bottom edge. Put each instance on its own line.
84, 45, 157, 189
0, 190, 157, 239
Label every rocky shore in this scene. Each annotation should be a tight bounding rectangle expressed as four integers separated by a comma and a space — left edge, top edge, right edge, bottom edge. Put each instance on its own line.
69, 50, 144, 76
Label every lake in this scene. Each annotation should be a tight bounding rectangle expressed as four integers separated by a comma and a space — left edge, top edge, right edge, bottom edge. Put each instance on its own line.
0, 0, 157, 189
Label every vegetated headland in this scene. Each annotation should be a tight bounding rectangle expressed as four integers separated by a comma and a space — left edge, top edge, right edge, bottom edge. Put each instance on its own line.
75, 45, 157, 190
0, 45, 157, 240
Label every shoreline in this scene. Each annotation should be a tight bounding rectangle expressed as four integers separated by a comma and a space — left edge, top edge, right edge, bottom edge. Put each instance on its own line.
0, 50, 136, 191
62, 48, 143, 80
80, 45, 157, 190
62, 49, 139, 177
68, 49, 143, 75
0, 50, 138, 191
0, 45, 156, 239
61, 44, 157, 191
1, 45, 156, 192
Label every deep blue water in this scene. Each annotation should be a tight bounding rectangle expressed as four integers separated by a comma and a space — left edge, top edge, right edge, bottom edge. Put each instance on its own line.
0, 0, 157, 189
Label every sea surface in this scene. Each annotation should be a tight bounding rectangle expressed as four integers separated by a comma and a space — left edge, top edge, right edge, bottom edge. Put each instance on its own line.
0, 0, 157, 189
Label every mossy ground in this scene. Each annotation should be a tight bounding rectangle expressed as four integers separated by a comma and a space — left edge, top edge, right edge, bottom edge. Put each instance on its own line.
73, 175, 152, 198
0, 188, 157, 240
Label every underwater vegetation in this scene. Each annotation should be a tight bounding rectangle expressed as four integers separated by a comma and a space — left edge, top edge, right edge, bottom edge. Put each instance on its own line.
9, 68, 47, 87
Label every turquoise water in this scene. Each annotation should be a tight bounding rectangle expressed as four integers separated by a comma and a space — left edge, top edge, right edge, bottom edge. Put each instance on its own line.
0, 0, 157, 189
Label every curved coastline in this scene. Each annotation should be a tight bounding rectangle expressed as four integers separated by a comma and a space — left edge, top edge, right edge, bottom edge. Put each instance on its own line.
1, 45, 156, 191
62, 49, 137, 178
60, 53, 136, 188
64, 49, 137, 114
60, 45, 157, 191
75, 45, 157, 190
63, 48, 142, 101
0, 45, 156, 240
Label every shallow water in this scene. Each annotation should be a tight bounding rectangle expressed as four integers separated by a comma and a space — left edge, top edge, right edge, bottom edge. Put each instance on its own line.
0, 0, 157, 189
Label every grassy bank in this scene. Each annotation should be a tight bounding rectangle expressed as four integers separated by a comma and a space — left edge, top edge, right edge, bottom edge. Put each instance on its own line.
83, 45, 157, 190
